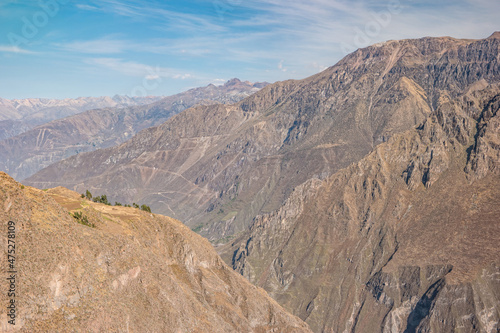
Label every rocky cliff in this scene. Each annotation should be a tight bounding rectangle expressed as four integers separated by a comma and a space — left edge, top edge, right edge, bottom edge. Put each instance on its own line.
0, 172, 310, 332
223, 82, 500, 332
0, 79, 267, 181
26, 34, 500, 247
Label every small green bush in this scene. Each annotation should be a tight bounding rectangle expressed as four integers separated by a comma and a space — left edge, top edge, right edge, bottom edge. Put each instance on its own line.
140, 204, 151, 213
93, 194, 110, 205
72, 211, 95, 228
86, 192, 151, 212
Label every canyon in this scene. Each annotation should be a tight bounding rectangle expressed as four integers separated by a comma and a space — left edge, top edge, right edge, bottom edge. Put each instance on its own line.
15, 32, 500, 332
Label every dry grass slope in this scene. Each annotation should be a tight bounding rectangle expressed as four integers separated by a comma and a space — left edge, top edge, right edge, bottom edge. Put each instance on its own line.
0, 172, 311, 332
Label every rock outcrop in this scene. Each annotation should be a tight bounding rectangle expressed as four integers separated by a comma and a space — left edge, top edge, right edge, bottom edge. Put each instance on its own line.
0, 172, 310, 332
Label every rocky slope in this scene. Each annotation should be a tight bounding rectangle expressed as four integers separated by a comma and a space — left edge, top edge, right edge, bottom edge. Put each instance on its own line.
26, 33, 500, 246
0, 79, 267, 180
0, 172, 311, 332
222, 82, 500, 332
0, 95, 162, 141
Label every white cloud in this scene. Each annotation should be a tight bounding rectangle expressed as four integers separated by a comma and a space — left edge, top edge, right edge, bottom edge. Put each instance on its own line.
75, 4, 100, 11
0, 45, 35, 54
145, 74, 160, 80
90, 0, 225, 33
85, 57, 193, 80
56, 37, 131, 54
211, 79, 227, 86
173, 73, 192, 79
309, 62, 328, 72
278, 60, 287, 72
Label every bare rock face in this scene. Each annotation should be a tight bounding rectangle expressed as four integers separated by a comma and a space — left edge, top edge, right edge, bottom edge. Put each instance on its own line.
0, 79, 267, 181
223, 84, 500, 332
26, 35, 500, 244
465, 93, 500, 180
0, 172, 311, 332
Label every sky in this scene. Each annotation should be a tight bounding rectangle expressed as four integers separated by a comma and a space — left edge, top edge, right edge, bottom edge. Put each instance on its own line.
0, 0, 498, 99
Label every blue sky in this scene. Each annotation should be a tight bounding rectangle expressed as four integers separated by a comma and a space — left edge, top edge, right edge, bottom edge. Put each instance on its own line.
0, 0, 498, 99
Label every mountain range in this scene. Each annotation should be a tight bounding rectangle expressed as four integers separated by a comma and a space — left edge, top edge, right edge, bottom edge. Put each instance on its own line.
17, 32, 500, 332
0, 95, 162, 141
26, 34, 499, 242
0, 79, 267, 180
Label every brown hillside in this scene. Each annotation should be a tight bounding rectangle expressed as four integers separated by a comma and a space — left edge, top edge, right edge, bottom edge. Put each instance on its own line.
0, 172, 310, 332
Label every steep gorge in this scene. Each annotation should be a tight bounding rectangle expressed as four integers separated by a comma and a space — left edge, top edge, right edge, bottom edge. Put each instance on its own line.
224, 82, 500, 332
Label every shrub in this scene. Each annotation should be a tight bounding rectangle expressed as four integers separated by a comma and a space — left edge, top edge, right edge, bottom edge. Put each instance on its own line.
87, 193, 151, 212
140, 204, 152, 213
93, 194, 110, 205
72, 211, 95, 228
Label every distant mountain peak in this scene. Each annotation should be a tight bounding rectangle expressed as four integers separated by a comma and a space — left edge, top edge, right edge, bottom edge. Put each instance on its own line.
488, 31, 500, 39
225, 78, 242, 86
222, 78, 270, 89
